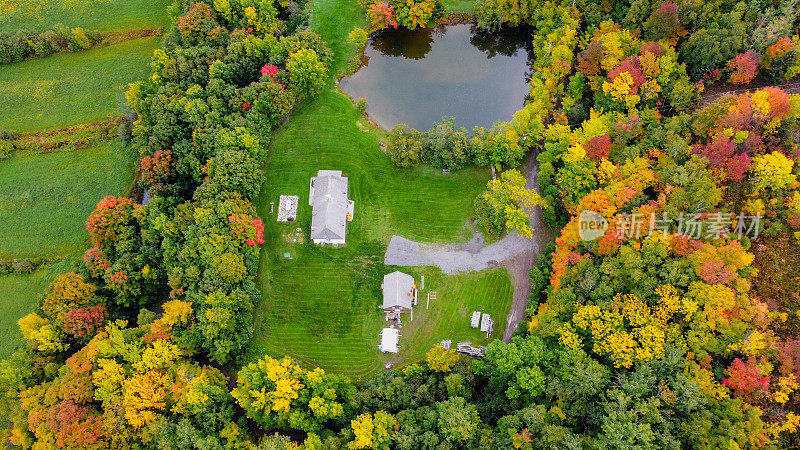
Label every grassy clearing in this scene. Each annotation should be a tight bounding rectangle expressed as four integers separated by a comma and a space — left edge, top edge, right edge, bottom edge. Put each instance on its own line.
253, 92, 492, 379
0, 141, 137, 259
0, 36, 160, 133
442, 0, 474, 13
1, 0, 173, 32
0, 270, 48, 359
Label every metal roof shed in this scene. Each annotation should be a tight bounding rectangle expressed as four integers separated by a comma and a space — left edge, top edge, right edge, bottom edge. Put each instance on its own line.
381, 271, 414, 312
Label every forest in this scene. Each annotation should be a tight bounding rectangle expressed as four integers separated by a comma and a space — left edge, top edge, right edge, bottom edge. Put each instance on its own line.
0, 0, 799, 448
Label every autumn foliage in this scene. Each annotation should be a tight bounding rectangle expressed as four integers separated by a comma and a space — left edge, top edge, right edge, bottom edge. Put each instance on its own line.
727, 51, 761, 84
84, 196, 138, 249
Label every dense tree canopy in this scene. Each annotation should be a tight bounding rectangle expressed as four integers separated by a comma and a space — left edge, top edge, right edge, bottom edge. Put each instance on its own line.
2, 0, 800, 448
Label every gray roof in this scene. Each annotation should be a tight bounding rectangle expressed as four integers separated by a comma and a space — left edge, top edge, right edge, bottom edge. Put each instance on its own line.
310, 170, 349, 242
382, 271, 414, 310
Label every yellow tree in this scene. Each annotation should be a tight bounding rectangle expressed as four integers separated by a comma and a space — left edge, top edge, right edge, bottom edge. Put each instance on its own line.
483, 169, 544, 238
348, 411, 397, 450
751, 151, 797, 191
123, 370, 170, 428
425, 345, 459, 372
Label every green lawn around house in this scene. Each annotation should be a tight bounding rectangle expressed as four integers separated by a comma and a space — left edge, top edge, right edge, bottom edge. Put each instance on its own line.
0, 36, 160, 132
1, 0, 173, 32
384, 266, 513, 366
252, 90, 496, 380
0, 141, 137, 259
252, 0, 512, 379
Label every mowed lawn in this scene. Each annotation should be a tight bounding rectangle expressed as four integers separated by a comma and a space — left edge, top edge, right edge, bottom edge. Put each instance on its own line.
0, 141, 137, 259
383, 266, 513, 366
0, 36, 160, 132
251, 0, 513, 379
253, 91, 508, 379
1, 0, 173, 31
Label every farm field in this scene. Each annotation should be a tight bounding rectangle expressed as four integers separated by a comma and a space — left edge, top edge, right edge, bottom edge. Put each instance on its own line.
0, 140, 136, 259
0, 0, 161, 361
0, 0, 173, 31
0, 135, 135, 353
0, 270, 49, 359
0, 36, 161, 132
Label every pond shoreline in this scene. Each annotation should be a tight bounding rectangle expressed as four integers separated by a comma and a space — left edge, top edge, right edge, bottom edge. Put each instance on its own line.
337, 12, 477, 81
339, 22, 534, 131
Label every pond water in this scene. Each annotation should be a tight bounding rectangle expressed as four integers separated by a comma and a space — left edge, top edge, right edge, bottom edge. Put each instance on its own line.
340, 24, 533, 131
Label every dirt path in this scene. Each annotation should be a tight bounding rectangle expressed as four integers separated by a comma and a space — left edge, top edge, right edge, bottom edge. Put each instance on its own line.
500, 152, 553, 342
698, 79, 800, 106
384, 152, 554, 342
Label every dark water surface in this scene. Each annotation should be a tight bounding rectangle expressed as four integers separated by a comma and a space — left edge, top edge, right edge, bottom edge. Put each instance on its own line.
340, 24, 533, 130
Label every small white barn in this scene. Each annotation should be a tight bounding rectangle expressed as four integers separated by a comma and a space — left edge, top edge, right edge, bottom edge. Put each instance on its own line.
379, 328, 400, 353
309, 170, 351, 245
381, 271, 415, 313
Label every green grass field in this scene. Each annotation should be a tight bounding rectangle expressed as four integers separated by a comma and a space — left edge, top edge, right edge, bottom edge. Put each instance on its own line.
0, 270, 49, 358
252, 0, 512, 379
253, 91, 494, 380
1, 0, 174, 31
442, 0, 474, 12
0, 36, 160, 132
0, 141, 137, 259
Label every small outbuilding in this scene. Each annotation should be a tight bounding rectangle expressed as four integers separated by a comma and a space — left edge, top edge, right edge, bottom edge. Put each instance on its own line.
277, 195, 299, 222
381, 271, 415, 313
379, 328, 400, 353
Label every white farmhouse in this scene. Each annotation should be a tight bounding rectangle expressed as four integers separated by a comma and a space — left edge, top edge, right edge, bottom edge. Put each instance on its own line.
309, 170, 353, 245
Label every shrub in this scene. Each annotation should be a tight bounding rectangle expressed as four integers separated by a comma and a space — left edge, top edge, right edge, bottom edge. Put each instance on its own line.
384, 124, 425, 168
0, 257, 51, 275
348, 27, 369, 49
70, 28, 92, 50
424, 116, 472, 170
0, 139, 14, 160
0, 25, 103, 64
356, 98, 367, 114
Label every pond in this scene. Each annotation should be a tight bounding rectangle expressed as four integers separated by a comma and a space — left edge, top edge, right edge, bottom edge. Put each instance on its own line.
340, 24, 533, 131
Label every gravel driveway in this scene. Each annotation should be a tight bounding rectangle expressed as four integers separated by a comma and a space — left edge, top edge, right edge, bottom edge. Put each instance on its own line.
384, 231, 541, 275
384, 153, 554, 342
